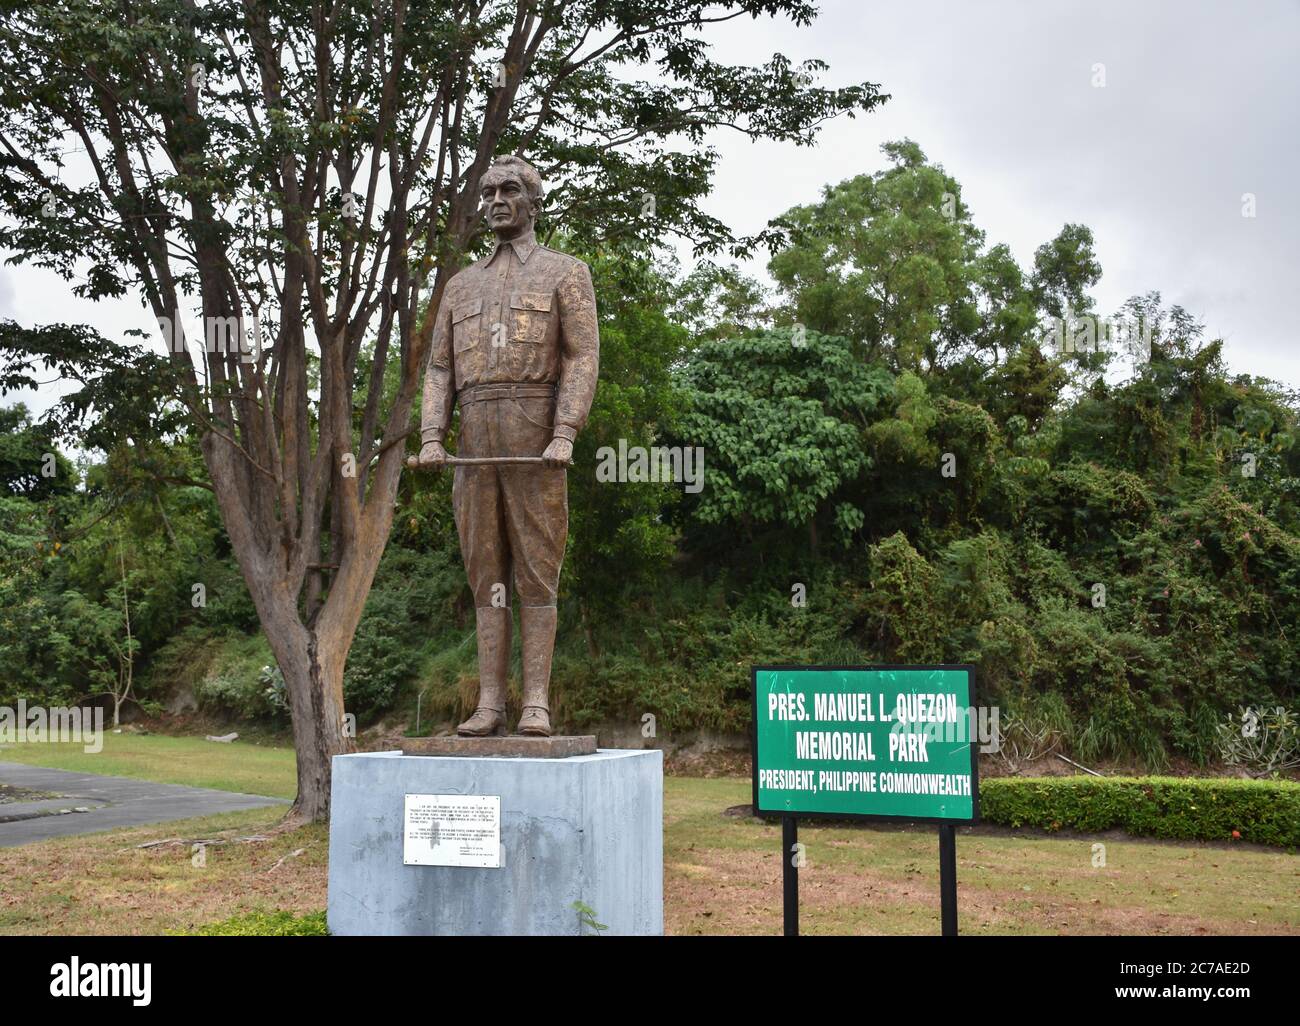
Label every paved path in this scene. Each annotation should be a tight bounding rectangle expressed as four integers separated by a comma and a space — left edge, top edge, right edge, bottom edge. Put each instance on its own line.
0, 762, 288, 847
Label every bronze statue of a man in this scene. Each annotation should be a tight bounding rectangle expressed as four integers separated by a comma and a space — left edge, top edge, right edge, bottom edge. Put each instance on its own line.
419, 155, 599, 737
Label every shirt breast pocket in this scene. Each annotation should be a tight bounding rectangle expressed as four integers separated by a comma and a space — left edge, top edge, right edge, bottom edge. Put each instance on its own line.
452, 297, 483, 355
509, 292, 552, 347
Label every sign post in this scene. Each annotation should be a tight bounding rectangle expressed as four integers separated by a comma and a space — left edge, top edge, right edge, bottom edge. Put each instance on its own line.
939, 822, 958, 936
782, 815, 798, 937
753, 665, 979, 935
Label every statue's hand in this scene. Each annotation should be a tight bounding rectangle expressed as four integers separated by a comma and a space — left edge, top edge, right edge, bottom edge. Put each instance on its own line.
418, 440, 449, 469
542, 436, 573, 468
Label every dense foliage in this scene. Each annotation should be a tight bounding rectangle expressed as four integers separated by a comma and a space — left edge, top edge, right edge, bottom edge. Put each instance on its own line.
3, 142, 1297, 770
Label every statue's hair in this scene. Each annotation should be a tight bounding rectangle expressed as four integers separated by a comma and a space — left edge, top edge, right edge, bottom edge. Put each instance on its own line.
485, 154, 544, 206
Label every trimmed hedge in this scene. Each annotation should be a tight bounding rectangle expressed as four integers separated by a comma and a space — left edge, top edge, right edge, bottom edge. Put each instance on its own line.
980, 776, 1300, 848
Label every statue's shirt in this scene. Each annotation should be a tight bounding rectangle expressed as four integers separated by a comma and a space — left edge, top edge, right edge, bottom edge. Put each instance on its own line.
421, 229, 600, 444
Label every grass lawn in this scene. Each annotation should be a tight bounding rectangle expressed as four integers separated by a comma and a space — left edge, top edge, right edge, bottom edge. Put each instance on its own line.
666, 777, 1299, 936
0, 806, 324, 935
0, 732, 296, 799
0, 735, 1296, 935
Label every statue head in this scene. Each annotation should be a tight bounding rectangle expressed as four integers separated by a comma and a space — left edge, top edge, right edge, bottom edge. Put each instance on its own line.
479, 155, 544, 240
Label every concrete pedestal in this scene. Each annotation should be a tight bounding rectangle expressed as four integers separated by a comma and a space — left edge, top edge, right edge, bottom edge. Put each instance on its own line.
326, 748, 663, 936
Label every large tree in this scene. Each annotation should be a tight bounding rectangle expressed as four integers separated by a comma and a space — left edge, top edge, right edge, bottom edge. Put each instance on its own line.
766, 139, 1102, 381
0, 0, 884, 820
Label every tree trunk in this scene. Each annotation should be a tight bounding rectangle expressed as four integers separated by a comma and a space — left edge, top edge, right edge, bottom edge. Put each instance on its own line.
580, 599, 599, 658
198, 413, 405, 821
269, 621, 352, 824
200, 429, 363, 824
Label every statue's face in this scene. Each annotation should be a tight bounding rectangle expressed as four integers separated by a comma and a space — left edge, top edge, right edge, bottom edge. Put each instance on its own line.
479, 168, 536, 239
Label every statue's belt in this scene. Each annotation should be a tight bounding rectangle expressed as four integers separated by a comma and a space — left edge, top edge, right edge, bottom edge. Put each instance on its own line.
458, 382, 557, 405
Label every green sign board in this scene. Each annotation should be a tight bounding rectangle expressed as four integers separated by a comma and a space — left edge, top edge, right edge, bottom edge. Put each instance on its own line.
752, 665, 979, 823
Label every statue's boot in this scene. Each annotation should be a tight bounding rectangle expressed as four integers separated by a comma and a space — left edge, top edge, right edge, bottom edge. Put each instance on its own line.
517, 605, 556, 736
457, 606, 510, 736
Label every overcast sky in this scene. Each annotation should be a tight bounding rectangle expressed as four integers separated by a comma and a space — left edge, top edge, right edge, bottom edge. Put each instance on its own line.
3, 0, 1298, 419
690, 0, 1300, 384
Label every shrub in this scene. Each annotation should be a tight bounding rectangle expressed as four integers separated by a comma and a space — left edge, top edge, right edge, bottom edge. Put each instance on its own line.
345, 546, 464, 721
1215, 705, 1300, 777
980, 775, 1300, 848
194, 671, 276, 721
994, 692, 1072, 773
345, 586, 425, 718
191, 633, 281, 721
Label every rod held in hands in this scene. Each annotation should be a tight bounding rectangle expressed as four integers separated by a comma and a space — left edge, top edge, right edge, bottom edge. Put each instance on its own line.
405, 454, 570, 469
